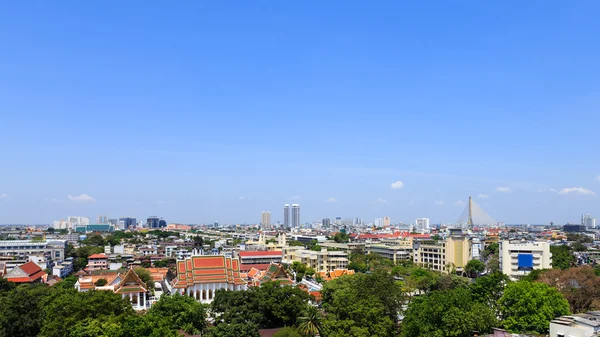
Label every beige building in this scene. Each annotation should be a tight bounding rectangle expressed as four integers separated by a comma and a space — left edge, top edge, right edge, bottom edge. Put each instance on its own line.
499, 240, 552, 280
283, 247, 348, 273
413, 236, 472, 273
366, 244, 412, 264
261, 211, 271, 228
383, 216, 391, 227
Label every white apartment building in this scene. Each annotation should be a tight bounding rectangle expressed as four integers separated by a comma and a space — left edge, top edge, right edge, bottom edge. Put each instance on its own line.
68, 216, 90, 228
261, 211, 271, 228
283, 247, 348, 273
415, 218, 430, 231
499, 240, 552, 280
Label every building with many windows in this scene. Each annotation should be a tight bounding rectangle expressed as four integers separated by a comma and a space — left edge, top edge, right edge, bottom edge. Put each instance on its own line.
291, 204, 300, 227
0, 240, 66, 261
87, 253, 109, 271
283, 204, 290, 228
261, 211, 271, 229
499, 240, 552, 280
413, 236, 472, 274
282, 248, 348, 273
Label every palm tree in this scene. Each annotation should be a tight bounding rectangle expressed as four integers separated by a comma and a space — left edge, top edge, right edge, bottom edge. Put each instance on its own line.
297, 305, 323, 337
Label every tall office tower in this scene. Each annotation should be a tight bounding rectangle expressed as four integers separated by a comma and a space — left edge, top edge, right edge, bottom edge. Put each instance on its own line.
322, 218, 331, 227
334, 217, 342, 226
583, 214, 596, 229
159, 219, 167, 228
108, 218, 118, 227
284, 204, 290, 228
96, 215, 109, 224
261, 211, 271, 228
415, 218, 430, 230
147, 216, 160, 228
119, 217, 137, 229
383, 216, 391, 227
374, 218, 384, 227
291, 204, 300, 227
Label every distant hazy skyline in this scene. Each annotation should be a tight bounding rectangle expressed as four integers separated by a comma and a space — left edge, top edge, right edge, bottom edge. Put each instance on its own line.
1, 2, 600, 224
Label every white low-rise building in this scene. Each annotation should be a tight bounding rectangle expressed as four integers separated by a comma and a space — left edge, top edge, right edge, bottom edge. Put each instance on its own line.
499, 240, 552, 280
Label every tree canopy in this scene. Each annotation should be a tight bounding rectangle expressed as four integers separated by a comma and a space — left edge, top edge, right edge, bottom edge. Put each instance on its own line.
401, 287, 498, 337
550, 245, 575, 270
498, 280, 570, 334
321, 271, 403, 337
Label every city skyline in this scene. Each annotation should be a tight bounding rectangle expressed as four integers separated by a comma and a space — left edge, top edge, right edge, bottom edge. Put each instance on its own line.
2, 2, 600, 224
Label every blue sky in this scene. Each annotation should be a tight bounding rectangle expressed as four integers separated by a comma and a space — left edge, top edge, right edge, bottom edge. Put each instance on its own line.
1, 1, 600, 225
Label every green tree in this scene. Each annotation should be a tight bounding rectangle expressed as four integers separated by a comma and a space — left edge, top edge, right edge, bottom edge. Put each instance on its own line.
273, 327, 302, 337
153, 258, 170, 268
133, 268, 155, 290
0, 284, 50, 337
147, 293, 207, 335
481, 242, 499, 261
297, 306, 323, 337
550, 245, 575, 270
40, 289, 134, 337
401, 287, 498, 337
465, 259, 485, 278
571, 241, 588, 252
94, 278, 107, 287
206, 322, 260, 337
469, 271, 510, 316
498, 281, 570, 333
0, 278, 15, 292
321, 271, 402, 337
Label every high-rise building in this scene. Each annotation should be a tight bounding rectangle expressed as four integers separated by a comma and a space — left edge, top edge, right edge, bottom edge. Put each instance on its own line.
284, 204, 290, 228
159, 219, 167, 228
108, 218, 118, 227
383, 216, 391, 227
119, 217, 137, 230
582, 214, 596, 229
67, 216, 90, 229
147, 216, 160, 228
374, 218, 384, 227
322, 218, 331, 227
96, 215, 109, 224
261, 211, 271, 228
415, 218, 430, 230
334, 217, 342, 226
291, 204, 300, 227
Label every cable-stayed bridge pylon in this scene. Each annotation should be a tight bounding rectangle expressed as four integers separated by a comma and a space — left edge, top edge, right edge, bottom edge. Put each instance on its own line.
457, 196, 497, 229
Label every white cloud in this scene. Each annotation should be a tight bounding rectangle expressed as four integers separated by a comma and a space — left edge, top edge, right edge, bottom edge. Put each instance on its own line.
454, 200, 466, 206
558, 187, 597, 196
156, 200, 165, 204
238, 197, 245, 200
596, 175, 600, 182
434, 200, 445, 205
390, 181, 404, 189
537, 188, 557, 193
290, 196, 301, 200
326, 197, 337, 203
478, 193, 489, 199
0, 193, 7, 199
374, 198, 388, 204
496, 187, 511, 193
67, 194, 96, 202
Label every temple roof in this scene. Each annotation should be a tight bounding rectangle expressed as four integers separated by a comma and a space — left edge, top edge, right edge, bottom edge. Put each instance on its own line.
172, 255, 246, 289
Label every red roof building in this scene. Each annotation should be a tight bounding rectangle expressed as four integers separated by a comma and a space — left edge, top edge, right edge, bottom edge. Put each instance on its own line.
171, 255, 247, 303
87, 253, 108, 271
4, 261, 47, 283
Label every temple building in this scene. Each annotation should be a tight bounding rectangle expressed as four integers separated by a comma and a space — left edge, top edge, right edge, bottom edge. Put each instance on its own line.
247, 263, 293, 286
170, 255, 247, 303
74, 268, 149, 310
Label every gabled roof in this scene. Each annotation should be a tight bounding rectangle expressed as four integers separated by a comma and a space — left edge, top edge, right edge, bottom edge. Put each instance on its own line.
254, 263, 293, 286
5, 261, 46, 283
88, 253, 108, 259
114, 268, 148, 294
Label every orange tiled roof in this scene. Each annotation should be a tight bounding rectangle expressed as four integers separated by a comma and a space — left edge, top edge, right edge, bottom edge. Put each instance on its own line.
172, 256, 246, 289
